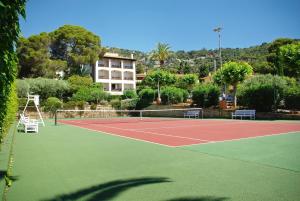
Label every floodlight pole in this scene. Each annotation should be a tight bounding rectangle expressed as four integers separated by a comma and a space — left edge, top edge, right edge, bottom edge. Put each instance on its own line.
213, 27, 223, 69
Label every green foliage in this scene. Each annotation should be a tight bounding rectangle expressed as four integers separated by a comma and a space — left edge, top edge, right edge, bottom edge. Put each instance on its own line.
63, 101, 78, 109
252, 61, 276, 74
150, 43, 171, 66
67, 75, 93, 92
237, 74, 288, 112
17, 78, 70, 101
160, 86, 188, 105
121, 90, 138, 100
143, 69, 176, 88
284, 86, 300, 110
176, 74, 198, 92
214, 61, 253, 107
136, 87, 155, 109
44, 97, 63, 117
110, 99, 121, 109
279, 42, 300, 78
0, 0, 26, 140
71, 84, 107, 103
50, 25, 102, 75
120, 99, 138, 110
267, 38, 296, 75
16, 79, 29, 97
192, 84, 220, 108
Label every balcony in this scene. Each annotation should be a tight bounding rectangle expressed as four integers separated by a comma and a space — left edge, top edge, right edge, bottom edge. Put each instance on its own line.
124, 84, 134, 90
98, 70, 109, 79
111, 70, 122, 80
123, 61, 133, 69
111, 60, 121, 68
98, 59, 109, 67
123, 71, 134, 80
111, 83, 122, 91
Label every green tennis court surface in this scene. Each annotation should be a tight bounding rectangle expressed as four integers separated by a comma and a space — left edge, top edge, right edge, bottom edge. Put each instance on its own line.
5, 121, 300, 201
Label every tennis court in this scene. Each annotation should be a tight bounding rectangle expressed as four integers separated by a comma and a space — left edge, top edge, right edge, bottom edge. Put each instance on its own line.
58, 118, 300, 147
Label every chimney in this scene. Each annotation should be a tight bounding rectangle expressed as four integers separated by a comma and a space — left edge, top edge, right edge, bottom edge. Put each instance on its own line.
131, 53, 134, 59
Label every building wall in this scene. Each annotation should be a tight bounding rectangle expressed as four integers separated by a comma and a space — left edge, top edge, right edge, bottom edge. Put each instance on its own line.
95, 56, 136, 95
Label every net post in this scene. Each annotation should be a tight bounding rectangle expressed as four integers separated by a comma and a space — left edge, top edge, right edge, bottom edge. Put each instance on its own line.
139, 110, 143, 120
201, 108, 204, 119
55, 110, 57, 125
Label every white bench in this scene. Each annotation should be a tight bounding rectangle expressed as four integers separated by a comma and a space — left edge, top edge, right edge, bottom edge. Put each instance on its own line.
232, 110, 256, 120
184, 110, 200, 118
17, 114, 39, 133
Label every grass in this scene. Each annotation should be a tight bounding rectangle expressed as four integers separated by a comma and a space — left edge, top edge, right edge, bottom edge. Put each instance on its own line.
5, 121, 300, 201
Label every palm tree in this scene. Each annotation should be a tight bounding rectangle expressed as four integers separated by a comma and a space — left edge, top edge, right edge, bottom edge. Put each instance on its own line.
151, 43, 171, 67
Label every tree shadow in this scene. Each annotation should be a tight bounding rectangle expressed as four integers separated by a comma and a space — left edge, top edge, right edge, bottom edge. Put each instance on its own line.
0, 170, 5, 181
165, 196, 230, 201
42, 177, 171, 201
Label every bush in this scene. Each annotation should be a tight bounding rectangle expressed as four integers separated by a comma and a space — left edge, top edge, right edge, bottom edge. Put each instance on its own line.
121, 90, 138, 100
192, 84, 220, 108
16, 78, 70, 101
67, 75, 93, 92
90, 103, 97, 110
44, 97, 63, 117
1, 83, 18, 139
71, 85, 108, 103
63, 101, 78, 109
284, 86, 300, 110
16, 79, 29, 97
120, 99, 138, 110
136, 88, 155, 109
237, 74, 287, 112
176, 74, 198, 92
110, 99, 121, 109
160, 86, 188, 105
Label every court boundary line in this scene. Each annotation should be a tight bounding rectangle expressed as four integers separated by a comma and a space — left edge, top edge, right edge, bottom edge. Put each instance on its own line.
58, 121, 177, 147
176, 130, 300, 148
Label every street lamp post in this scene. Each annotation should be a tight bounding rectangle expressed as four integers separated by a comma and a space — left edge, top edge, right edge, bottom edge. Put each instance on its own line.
213, 27, 223, 69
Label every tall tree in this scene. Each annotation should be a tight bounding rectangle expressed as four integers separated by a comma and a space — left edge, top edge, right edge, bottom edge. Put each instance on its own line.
214, 61, 253, 107
267, 38, 296, 75
50, 25, 102, 75
279, 42, 300, 79
150, 43, 171, 67
0, 0, 26, 139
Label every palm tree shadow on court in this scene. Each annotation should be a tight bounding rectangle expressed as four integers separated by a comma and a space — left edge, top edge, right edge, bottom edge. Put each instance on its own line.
41, 177, 171, 201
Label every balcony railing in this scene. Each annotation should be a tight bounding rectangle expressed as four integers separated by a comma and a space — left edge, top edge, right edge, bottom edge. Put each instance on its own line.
98, 76, 109, 79
124, 77, 134, 80
124, 65, 133, 69
111, 88, 122, 92
111, 63, 121, 68
111, 76, 122, 80
98, 62, 109, 67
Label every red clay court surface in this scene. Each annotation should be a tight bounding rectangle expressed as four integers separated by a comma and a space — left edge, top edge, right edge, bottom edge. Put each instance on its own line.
58, 118, 300, 147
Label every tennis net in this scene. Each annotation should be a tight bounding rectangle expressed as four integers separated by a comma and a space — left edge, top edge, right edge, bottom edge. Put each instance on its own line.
54, 108, 203, 125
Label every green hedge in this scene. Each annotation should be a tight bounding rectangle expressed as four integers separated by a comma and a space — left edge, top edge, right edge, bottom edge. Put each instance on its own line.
136, 88, 155, 109
284, 86, 300, 110
237, 74, 287, 112
160, 86, 188, 105
121, 90, 138, 100
16, 78, 70, 101
192, 84, 220, 108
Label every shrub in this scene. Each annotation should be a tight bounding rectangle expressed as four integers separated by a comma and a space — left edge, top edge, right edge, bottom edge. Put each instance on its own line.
237, 74, 287, 112
160, 86, 188, 105
121, 90, 138, 100
284, 86, 300, 110
192, 84, 220, 108
63, 101, 78, 109
110, 99, 121, 109
71, 85, 108, 103
120, 99, 138, 110
16, 79, 29, 97
67, 75, 93, 92
136, 88, 155, 109
17, 78, 70, 101
44, 97, 63, 117
1, 83, 18, 139
90, 103, 97, 110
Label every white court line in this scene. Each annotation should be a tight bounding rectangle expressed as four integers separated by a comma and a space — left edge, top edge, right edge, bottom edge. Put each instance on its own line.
177, 130, 300, 148
58, 121, 176, 147
80, 122, 210, 142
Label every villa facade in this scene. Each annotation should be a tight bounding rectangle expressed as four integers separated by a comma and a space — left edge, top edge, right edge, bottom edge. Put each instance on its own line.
94, 53, 136, 95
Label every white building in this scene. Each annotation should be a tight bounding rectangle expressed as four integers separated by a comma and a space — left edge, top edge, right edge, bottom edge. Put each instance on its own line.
94, 53, 136, 95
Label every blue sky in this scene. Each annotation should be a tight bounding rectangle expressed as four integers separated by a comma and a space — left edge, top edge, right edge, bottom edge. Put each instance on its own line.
20, 0, 300, 52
